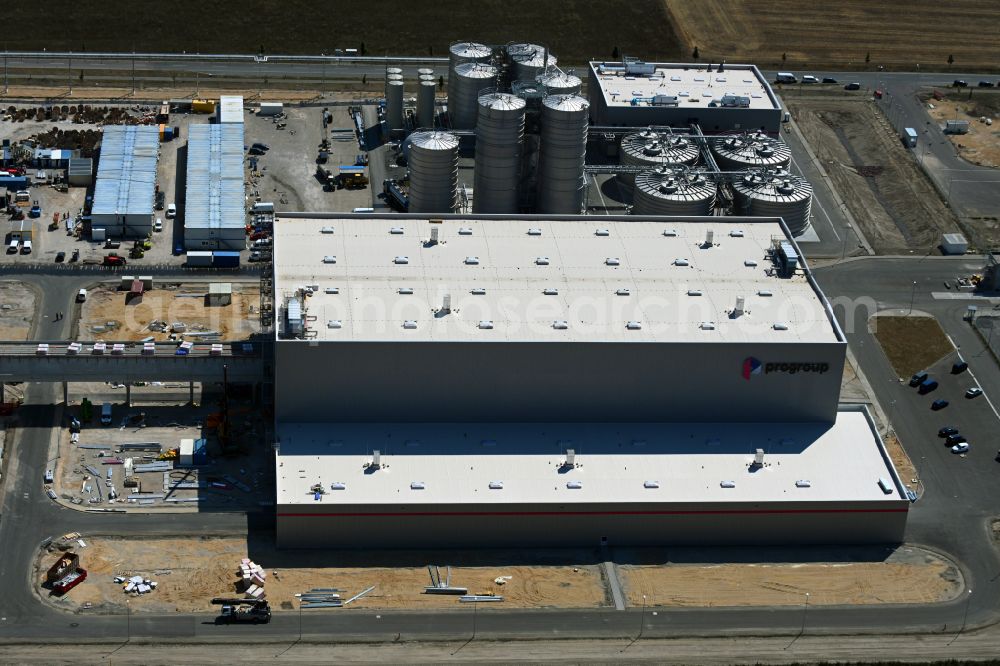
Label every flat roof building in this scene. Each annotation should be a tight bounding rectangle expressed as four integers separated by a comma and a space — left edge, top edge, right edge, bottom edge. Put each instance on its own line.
271, 213, 908, 548
184, 123, 245, 250
587, 61, 783, 134
218, 95, 244, 124
91, 126, 159, 238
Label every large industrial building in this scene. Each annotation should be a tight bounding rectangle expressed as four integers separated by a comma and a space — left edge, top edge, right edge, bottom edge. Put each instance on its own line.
271, 213, 908, 548
587, 61, 783, 134
184, 123, 245, 250
91, 125, 159, 238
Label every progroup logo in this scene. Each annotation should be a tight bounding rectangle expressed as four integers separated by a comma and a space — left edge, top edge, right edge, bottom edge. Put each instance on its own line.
742, 356, 762, 380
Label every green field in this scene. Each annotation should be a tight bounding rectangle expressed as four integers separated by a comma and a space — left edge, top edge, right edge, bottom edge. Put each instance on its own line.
5, 1, 683, 65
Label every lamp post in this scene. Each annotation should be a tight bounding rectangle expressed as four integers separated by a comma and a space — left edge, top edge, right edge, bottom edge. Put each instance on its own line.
948, 588, 973, 646
638, 594, 647, 640
800, 592, 809, 635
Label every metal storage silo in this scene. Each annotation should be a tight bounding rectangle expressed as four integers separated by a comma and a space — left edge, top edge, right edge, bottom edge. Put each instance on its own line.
417, 67, 434, 76
386, 67, 403, 76
417, 80, 437, 128
710, 131, 792, 171
473, 93, 526, 214
536, 70, 582, 96
386, 73, 403, 83
732, 168, 813, 236
536, 94, 589, 214
418, 74, 435, 84
632, 166, 717, 216
508, 43, 557, 82
618, 130, 700, 190
408, 131, 459, 214
385, 79, 404, 132
448, 42, 492, 123
449, 62, 498, 129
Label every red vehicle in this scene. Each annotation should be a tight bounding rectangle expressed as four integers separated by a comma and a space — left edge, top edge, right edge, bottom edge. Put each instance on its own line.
249, 231, 270, 241
103, 254, 127, 267
52, 567, 87, 594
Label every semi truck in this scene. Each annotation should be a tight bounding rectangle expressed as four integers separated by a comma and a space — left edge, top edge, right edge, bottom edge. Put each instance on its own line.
211, 598, 272, 624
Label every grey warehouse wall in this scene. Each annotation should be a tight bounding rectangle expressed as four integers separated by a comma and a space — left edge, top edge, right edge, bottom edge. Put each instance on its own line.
275, 340, 845, 423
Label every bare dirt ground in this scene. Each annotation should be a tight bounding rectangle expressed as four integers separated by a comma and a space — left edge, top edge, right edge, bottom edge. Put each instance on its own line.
0, 281, 36, 340
871, 315, 954, 379
78, 283, 260, 342
925, 94, 1000, 168
620, 546, 962, 607
664, 0, 1000, 72
36, 537, 608, 613
786, 93, 968, 253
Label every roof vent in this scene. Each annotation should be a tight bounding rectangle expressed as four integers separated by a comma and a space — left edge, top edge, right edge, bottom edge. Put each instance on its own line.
543, 287, 559, 295
403, 320, 418, 329
795, 480, 811, 488
324, 287, 339, 294
528, 227, 542, 236
553, 320, 569, 329
753, 449, 765, 467
595, 228, 610, 236
758, 289, 773, 297
563, 448, 576, 467
566, 481, 583, 489
616, 288, 630, 296
644, 480, 660, 489
320, 226, 334, 234
489, 481, 504, 490
702, 230, 714, 248
674, 258, 690, 266
330, 482, 346, 490
429, 227, 440, 245
688, 289, 702, 296
326, 320, 342, 329
536, 257, 550, 265
471, 287, 487, 295
700, 322, 716, 330
370, 450, 381, 469
441, 293, 452, 314
730, 229, 745, 237
773, 323, 789, 331
663, 229, 678, 237
732, 296, 745, 318
410, 481, 426, 490
390, 226, 404, 234
626, 321, 642, 330
458, 227, 473, 235
465, 256, 480, 265
398, 287, 414, 294
478, 320, 494, 329
323, 255, 337, 264
394, 256, 409, 264
745, 259, 758, 267
606, 257, 621, 266
720, 480, 736, 488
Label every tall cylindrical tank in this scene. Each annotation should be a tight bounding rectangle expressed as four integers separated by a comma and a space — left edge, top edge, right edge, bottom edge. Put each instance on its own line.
536, 94, 588, 214
448, 42, 492, 123
417, 80, 436, 128
618, 130, 700, 190
473, 93, 526, 214
710, 131, 792, 171
386, 67, 403, 76
507, 43, 557, 82
450, 62, 498, 129
632, 166, 717, 216
732, 168, 814, 236
385, 79, 404, 132
407, 131, 459, 214
536, 70, 582, 96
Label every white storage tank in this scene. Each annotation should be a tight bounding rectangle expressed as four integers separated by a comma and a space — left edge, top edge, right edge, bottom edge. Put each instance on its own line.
385, 79, 405, 132
417, 80, 437, 128
711, 131, 792, 170
536, 70, 583, 96
473, 93, 527, 214
536, 95, 589, 214
407, 131, 459, 214
732, 168, 814, 236
632, 166, 717, 216
450, 62, 498, 129
508, 43, 557, 82
618, 130, 700, 190
448, 42, 492, 124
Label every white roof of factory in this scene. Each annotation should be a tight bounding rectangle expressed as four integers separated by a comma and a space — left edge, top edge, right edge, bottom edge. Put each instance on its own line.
91, 126, 159, 217
273, 215, 838, 344
218, 95, 244, 124
185, 123, 245, 232
275, 410, 903, 506
589, 61, 779, 110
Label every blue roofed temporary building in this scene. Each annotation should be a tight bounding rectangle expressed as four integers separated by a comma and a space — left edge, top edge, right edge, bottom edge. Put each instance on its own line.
91, 126, 159, 238
184, 123, 245, 250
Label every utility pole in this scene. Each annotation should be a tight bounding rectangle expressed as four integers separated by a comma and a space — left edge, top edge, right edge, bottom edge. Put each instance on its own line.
68, 50, 72, 93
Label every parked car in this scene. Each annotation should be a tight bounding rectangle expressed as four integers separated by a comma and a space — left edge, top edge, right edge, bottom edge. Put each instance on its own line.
952, 361, 969, 374
978, 81, 996, 88
802, 75, 819, 84
154, 218, 163, 232
166, 203, 177, 218
248, 147, 266, 156
938, 426, 959, 438
251, 142, 270, 151
155, 191, 165, 210
951, 442, 970, 454
917, 378, 939, 394
70, 249, 79, 262
44, 469, 54, 484
103, 254, 127, 267
953, 80, 968, 88
931, 399, 949, 410
946, 434, 967, 446
55, 251, 65, 263
909, 371, 929, 387
822, 77, 838, 84
965, 387, 983, 398
844, 82, 861, 91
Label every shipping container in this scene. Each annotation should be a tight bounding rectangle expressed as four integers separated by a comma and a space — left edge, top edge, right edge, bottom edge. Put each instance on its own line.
212, 251, 240, 268
258, 102, 283, 116
186, 250, 214, 267
192, 99, 216, 114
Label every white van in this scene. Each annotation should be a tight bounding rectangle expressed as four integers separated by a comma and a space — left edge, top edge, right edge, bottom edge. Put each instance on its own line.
20, 239, 32, 254
7, 239, 19, 254
77, 289, 87, 303
775, 72, 797, 84
802, 75, 819, 84
100, 402, 113, 425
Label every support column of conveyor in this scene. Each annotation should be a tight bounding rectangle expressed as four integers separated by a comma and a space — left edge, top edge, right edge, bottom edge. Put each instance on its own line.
189, 381, 195, 405
126, 384, 131, 407
62, 381, 68, 406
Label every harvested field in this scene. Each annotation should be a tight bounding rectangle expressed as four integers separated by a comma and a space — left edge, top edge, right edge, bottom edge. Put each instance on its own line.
872, 315, 954, 379
1, 2, 682, 65
665, 0, 1000, 72
925, 92, 1000, 168
0, 281, 37, 340
786, 93, 967, 253
36, 537, 607, 613
78, 283, 260, 342
620, 546, 962, 607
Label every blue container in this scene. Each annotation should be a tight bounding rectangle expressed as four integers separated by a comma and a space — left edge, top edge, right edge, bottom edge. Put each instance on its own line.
193, 438, 208, 465
212, 250, 240, 268
164, 126, 174, 140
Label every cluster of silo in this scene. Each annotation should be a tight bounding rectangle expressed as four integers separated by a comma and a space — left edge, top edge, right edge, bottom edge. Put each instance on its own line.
447, 42, 493, 128
536, 95, 589, 214
632, 166, 717, 216
710, 131, 792, 171
536, 70, 582, 96
473, 93, 527, 214
507, 43, 557, 82
407, 131, 459, 214
385, 68, 404, 133
450, 62, 499, 129
618, 130, 700, 191
732, 168, 813, 235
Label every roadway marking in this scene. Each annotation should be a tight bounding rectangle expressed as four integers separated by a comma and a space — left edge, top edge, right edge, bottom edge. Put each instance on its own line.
932, 292, 1000, 301
964, 365, 1000, 424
